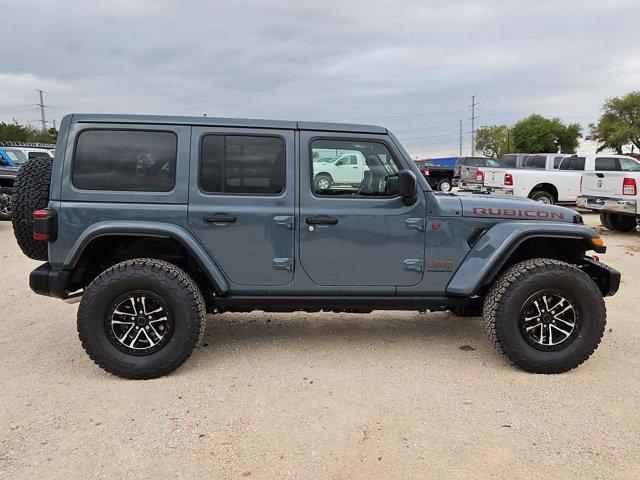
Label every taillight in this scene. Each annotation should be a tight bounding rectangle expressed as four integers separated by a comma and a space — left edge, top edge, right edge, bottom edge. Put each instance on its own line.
504, 173, 513, 186
424, 167, 430, 176
476, 170, 484, 182
623, 177, 636, 196
33, 209, 56, 241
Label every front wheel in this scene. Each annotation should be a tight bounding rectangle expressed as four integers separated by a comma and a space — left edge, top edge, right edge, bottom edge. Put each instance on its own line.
483, 258, 606, 373
314, 174, 333, 191
77, 258, 206, 379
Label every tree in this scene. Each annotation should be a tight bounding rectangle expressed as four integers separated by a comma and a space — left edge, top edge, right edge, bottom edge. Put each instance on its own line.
587, 91, 640, 154
511, 114, 582, 153
0, 122, 57, 144
475, 125, 514, 159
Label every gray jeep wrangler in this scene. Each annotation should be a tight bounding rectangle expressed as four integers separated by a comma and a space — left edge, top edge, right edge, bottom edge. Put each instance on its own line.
12, 114, 619, 379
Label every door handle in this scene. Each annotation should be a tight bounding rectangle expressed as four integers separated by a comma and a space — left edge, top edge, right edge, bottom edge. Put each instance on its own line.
306, 216, 338, 225
203, 214, 237, 223
596, 173, 604, 178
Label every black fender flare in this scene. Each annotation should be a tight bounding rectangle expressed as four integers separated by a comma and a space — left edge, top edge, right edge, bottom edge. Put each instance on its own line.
446, 221, 605, 297
63, 221, 230, 295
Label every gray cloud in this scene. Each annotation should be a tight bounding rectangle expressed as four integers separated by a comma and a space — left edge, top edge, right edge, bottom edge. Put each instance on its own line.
1, 0, 638, 156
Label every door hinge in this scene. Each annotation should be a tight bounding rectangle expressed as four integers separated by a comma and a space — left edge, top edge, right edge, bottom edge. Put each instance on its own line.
273, 257, 294, 271
405, 218, 426, 231
273, 216, 294, 229
403, 259, 424, 272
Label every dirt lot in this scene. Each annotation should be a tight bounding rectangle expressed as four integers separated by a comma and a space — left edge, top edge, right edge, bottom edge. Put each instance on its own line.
1, 212, 639, 479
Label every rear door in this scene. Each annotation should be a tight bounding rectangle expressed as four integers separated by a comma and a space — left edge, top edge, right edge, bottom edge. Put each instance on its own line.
187, 127, 295, 286
298, 132, 427, 288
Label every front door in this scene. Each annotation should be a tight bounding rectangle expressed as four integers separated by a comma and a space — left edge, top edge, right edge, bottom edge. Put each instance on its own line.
188, 127, 295, 286
299, 132, 427, 287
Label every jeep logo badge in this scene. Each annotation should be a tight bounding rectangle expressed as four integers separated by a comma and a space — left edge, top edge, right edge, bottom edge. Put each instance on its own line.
597, 179, 603, 188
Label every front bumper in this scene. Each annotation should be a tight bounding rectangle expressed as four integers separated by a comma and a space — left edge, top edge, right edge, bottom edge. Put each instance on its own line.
576, 195, 637, 215
30, 263, 71, 299
579, 256, 621, 297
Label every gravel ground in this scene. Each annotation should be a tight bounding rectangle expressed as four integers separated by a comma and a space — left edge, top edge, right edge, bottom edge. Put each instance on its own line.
1, 212, 639, 479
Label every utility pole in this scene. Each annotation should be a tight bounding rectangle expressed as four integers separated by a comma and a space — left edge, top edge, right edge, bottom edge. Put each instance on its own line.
459, 119, 463, 157
36, 89, 47, 131
52, 118, 57, 130
506, 128, 511, 154
469, 95, 478, 156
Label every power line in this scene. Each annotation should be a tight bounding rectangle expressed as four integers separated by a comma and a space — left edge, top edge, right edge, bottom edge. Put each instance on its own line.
339, 109, 466, 122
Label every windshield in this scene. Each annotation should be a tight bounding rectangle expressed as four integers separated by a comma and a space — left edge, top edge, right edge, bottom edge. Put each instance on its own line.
2, 148, 28, 166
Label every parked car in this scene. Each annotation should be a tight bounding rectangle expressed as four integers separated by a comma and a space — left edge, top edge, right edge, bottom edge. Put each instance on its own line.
457, 157, 502, 191
11, 113, 618, 379
0, 143, 55, 220
415, 156, 495, 192
577, 156, 640, 232
482, 154, 639, 204
0, 163, 18, 220
312, 152, 368, 190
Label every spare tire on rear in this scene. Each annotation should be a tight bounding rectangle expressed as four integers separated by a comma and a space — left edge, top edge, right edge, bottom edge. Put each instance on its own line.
11, 157, 53, 261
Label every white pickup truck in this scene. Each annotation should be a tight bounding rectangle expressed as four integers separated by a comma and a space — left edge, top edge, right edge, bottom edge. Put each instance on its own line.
482, 154, 639, 205
576, 157, 640, 232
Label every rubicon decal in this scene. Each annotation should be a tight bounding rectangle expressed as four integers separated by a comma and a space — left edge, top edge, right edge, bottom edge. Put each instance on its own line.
471, 207, 564, 219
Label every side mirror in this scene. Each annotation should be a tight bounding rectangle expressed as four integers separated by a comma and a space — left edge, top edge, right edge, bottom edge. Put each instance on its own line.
398, 169, 417, 205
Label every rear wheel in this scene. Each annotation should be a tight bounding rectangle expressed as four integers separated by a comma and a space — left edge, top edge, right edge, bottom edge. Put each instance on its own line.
11, 157, 53, 260
77, 258, 206, 379
0, 187, 12, 221
599, 212, 614, 230
529, 190, 555, 204
437, 178, 452, 192
604, 212, 637, 232
483, 258, 606, 373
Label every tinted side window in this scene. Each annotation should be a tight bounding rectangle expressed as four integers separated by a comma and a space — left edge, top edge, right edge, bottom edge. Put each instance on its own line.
311, 139, 399, 197
533, 156, 546, 169
29, 151, 49, 160
559, 156, 585, 171
200, 135, 285, 195
595, 157, 619, 171
553, 156, 565, 169
501, 155, 517, 167
73, 130, 177, 191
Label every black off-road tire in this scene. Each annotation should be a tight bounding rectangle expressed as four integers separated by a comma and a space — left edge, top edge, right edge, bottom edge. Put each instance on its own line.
599, 212, 614, 231
0, 186, 12, 221
437, 178, 453, 192
529, 190, 555, 204
605, 212, 637, 233
77, 258, 206, 379
483, 258, 606, 374
11, 157, 53, 260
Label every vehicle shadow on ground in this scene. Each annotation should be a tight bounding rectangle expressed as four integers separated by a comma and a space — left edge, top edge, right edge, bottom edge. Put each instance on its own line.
194, 311, 489, 358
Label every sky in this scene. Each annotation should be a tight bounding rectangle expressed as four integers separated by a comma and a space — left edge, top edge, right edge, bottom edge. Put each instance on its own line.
1, 0, 638, 158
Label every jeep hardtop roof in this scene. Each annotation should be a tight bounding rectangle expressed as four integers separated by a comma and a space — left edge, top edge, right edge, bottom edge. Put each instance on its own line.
70, 113, 387, 135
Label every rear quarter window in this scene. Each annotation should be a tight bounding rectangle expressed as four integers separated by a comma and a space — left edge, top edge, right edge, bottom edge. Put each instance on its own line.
72, 130, 177, 191
594, 157, 620, 171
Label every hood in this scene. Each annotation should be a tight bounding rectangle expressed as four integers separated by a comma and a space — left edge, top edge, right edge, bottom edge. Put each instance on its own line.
457, 194, 578, 223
